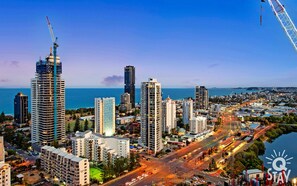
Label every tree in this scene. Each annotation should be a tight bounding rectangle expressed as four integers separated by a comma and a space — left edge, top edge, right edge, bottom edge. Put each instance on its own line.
4, 127, 14, 142
84, 119, 89, 131
7, 149, 16, 156
80, 108, 83, 117
103, 161, 115, 181
35, 159, 41, 169
67, 123, 71, 133
74, 118, 81, 132
91, 121, 95, 131
129, 152, 136, 171
0, 112, 5, 123
114, 157, 128, 176
209, 158, 217, 171
52, 140, 59, 148
72, 113, 77, 120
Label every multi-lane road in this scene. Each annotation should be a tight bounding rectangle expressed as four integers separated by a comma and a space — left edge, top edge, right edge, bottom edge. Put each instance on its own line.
104, 99, 270, 186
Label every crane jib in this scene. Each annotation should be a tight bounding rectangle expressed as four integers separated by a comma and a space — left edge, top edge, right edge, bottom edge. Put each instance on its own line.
262, 0, 297, 52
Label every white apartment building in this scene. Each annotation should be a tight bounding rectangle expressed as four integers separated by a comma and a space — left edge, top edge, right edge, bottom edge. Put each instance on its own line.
190, 116, 207, 134
94, 97, 115, 136
0, 136, 10, 186
141, 78, 163, 154
183, 98, 193, 125
41, 146, 89, 186
162, 97, 176, 133
71, 131, 130, 163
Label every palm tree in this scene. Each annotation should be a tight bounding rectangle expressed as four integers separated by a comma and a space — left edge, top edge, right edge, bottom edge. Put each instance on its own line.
84, 119, 89, 131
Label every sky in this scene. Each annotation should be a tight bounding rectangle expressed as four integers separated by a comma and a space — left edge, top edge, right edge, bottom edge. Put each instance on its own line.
1, 0, 297, 88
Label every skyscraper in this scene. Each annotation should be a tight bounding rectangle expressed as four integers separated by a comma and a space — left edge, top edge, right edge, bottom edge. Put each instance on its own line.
31, 51, 66, 145
124, 66, 135, 108
162, 97, 176, 134
195, 86, 209, 110
14, 92, 28, 126
141, 78, 163, 154
182, 98, 193, 125
94, 97, 115, 136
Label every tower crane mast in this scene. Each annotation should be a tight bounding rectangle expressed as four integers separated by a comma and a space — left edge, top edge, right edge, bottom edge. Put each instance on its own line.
263, 0, 297, 52
46, 16, 59, 141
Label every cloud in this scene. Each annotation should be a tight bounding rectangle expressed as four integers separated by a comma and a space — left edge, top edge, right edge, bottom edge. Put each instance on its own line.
208, 63, 219, 68
10, 60, 20, 67
0, 79, 9, 83
1, 60, 20, 67
102, 75, 124, 86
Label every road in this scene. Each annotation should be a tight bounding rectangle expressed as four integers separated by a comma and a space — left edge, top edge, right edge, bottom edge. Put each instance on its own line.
105, 124, 231, 186
104, 99, 271, 186
5, 142, 38, 163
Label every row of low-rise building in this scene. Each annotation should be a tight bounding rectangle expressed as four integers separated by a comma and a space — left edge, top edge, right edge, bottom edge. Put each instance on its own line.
189, 116, 207, 134
41, 146, 90, 186
71, 130, 130, 163
235, 101, 297, 119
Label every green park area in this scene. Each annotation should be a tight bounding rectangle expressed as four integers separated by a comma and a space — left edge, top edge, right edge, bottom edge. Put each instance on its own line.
90, 167, 103, 183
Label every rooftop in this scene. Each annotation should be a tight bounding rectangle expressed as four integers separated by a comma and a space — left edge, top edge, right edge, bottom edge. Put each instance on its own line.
42, 145, 86, 163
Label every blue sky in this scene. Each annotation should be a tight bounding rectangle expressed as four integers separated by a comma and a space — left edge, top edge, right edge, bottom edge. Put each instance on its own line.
1, 0, 297, 88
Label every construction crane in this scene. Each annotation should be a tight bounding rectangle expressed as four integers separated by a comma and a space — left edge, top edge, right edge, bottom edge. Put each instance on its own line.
46, 16, 59, 141
261, 0, 297, 52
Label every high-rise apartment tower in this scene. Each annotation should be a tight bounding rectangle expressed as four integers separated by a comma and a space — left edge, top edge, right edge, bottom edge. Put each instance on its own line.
31, 51, 65, 145
14, 92, 28, 125
141, 78, 163, 154
124, 66, 135, 108
94, 97, 115, 136
195, 86, 209, 110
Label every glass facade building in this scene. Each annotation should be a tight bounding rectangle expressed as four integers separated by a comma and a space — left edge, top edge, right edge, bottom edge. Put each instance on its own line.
94, 97, 115, 136
124, 66, 135, 108
14, 92, 28, 125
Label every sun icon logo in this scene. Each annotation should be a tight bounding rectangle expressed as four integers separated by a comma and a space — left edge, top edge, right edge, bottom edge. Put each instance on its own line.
265, 150, 293, 172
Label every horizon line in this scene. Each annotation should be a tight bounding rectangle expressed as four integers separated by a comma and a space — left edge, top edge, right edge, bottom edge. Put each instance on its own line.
0, 86, 291, 89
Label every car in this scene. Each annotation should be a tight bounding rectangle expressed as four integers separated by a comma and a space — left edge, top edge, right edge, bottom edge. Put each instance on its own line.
131, 178, 137, 182
142, 173, 148, 177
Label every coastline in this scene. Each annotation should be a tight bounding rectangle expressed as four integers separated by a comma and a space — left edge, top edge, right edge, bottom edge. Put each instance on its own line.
0, 87, 253, 114
230, 124, 297, 178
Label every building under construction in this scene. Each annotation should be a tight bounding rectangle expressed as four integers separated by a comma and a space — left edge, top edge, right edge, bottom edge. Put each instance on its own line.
31, 50, 66, 146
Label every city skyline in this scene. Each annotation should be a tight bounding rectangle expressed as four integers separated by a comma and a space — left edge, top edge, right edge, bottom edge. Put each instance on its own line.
1, 0, 297, 88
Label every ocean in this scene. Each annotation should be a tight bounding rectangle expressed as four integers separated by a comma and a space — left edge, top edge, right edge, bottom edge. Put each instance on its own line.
0, 88, 252, 114
260, 132, 297, 179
